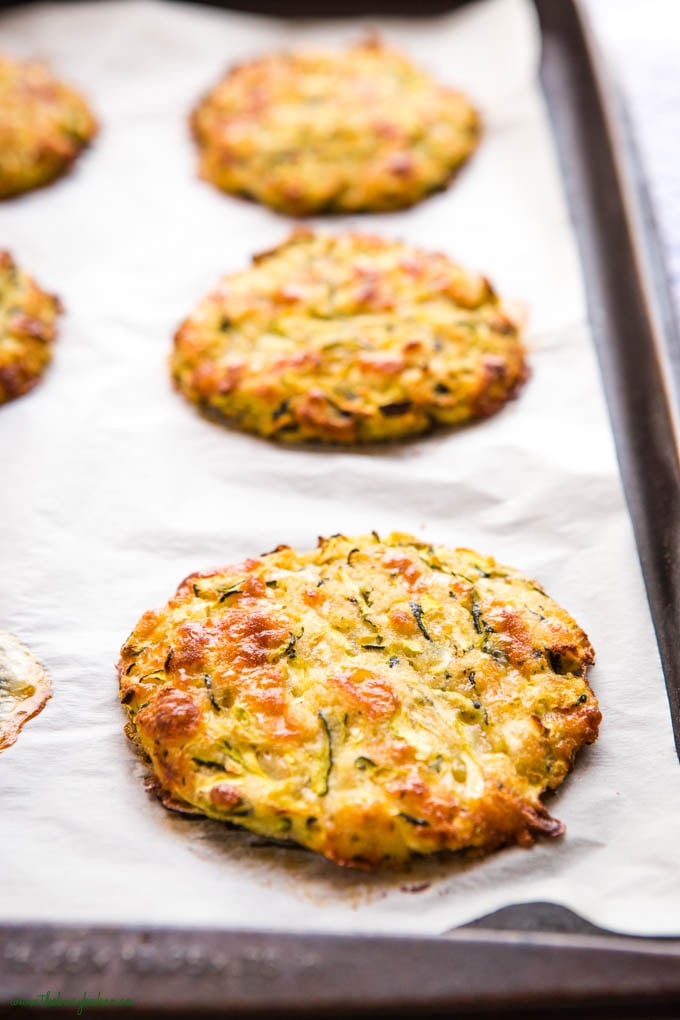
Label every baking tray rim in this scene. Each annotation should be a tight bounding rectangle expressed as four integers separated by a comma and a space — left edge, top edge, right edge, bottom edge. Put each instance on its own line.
1, 0, 680, 1012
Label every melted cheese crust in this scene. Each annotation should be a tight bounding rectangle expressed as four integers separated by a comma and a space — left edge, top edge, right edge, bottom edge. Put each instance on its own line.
0, 53, 97, 199
0, 631, 51, 753
191, 38, 480, 214
171, 230, 527, 444
119, 533, 600, 869
0, 251, 62, 404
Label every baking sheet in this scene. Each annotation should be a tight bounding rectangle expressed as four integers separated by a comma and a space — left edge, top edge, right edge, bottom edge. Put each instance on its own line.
1, 0, 679, 938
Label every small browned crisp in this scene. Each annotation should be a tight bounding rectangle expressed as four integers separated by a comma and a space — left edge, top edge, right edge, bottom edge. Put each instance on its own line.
0, 631, 51, 753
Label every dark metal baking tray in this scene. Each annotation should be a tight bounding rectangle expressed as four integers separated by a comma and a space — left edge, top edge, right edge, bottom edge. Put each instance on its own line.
1, 0, 679, 1015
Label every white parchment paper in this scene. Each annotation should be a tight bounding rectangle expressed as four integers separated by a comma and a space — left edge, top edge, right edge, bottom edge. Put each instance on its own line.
1, 0, 679, 937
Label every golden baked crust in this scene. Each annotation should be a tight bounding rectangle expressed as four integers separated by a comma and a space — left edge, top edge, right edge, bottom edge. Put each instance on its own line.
171, 230, 527, 444
0, 53, 97, 199
191, 38, 480, 214
0, 251, 62, 404
0, 631, 51, 753
118, 532, 599, 869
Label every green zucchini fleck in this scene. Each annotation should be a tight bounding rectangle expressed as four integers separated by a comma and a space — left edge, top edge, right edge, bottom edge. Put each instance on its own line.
282, 628, 304, 660
272, 399, 290, 422
399, 812, 430, 827
379, 400, 413, 417
138, 669, 165, 682
409, 601, 432, 641
316, 711, 333, 796
471, 597, 484, 634
203, 674, 221, 712
192, 757, 226, 771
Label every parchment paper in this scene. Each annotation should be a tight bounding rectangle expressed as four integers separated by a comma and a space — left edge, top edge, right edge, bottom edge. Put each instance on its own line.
1, 0, 679, 937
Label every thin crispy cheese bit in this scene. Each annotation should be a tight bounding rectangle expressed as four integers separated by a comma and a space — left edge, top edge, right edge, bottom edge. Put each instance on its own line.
0, 631, 51, 753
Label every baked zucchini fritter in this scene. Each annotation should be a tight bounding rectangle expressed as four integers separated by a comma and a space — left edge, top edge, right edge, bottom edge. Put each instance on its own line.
171, 230, 527, 444
118, 533, 599, 869
0, 251, 62, 404
0, 631, 51, 753
0, 251, 62, 405
0, 53, 97, 199
191, 38, 480, 214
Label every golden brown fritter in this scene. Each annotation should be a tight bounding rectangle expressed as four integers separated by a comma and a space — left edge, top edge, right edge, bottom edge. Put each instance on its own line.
191, 38, 480, 214
118, 532, 599, 870
171, 230, 527, 444
0, 251, 62, 405
0, 53, 97, 199
0, 631, 51, 753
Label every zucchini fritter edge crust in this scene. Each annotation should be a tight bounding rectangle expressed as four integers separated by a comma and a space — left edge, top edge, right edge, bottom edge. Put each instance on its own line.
118, 533, 600, 870
191, 38, 480, 215
0, 251, 62, 404
171, 230, 528, 444
0, 53, 97, 199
